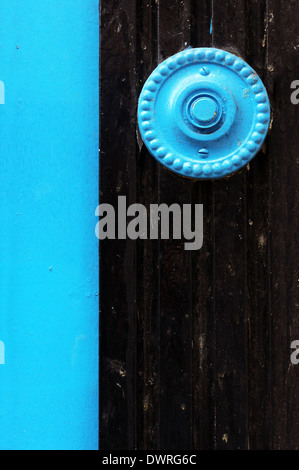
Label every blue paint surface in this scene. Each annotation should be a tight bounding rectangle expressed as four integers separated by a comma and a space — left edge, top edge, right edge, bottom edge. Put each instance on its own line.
138, 48, 270, 180
0, 1, 99, 450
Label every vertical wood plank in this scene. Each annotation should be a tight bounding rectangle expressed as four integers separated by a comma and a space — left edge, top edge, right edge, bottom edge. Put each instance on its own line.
190, 0, 215, 451
244, 0, 272, 450
100, 0, 299, 451
267, 0, 299, 450
136, 0, 161, 451
211, 0, 249, 450
99, 0, 138, 450
157, 0, 194, 450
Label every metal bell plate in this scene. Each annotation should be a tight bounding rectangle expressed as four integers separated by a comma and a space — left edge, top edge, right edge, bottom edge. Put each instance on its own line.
138, 48, 271, 179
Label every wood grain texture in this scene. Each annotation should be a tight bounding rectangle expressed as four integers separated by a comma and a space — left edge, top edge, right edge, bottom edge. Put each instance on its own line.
100, 0, 299, 450
245, 0, 271, 450
267, 0, 299, 450
157, 0, 194, 451
136, 0, 160, 451
99, 0, 138, 450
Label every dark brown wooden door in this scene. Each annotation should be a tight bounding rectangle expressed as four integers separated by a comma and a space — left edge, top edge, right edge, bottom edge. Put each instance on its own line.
100, 0, 299, 450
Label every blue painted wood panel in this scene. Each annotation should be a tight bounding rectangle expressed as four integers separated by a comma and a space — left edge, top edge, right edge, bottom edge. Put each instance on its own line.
0, 0, 99, 450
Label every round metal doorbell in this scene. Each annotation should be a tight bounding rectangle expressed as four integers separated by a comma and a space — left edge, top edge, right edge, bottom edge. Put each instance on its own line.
137, 48, 271, 179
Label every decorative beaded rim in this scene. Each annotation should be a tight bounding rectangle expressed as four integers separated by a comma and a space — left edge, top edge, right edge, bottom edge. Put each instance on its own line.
138, 47, 271, 179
